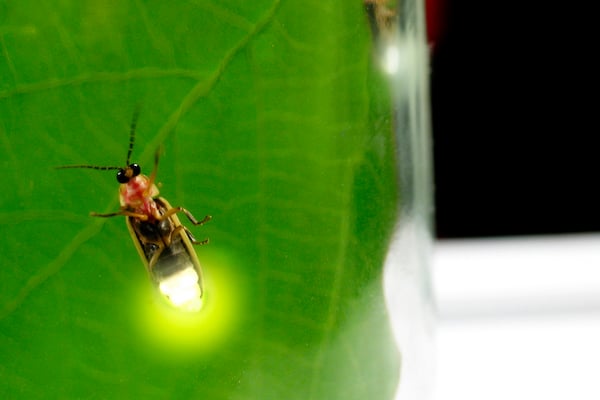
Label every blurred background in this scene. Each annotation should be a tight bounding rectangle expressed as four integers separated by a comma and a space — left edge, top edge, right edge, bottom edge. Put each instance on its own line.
430, 0, 598, 238
427, 1, 600, 398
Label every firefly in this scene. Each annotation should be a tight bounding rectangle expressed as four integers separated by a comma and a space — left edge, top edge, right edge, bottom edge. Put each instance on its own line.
57, 110, 211, 312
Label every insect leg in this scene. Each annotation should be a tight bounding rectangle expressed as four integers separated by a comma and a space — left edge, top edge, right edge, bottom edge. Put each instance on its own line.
169, 225, 209, 246
158, 207, 211, 226
91, 210, 149, 220
183, 225, 210, 245
148, 241, 166, 270
148, 146, 161, 189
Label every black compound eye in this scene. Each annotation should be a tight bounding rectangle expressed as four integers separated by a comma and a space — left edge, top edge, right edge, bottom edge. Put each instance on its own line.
116, 169, 129, 183
130, 163, 141, 176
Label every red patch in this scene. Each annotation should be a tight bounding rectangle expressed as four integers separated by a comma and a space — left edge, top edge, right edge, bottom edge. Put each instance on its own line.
119, 175, 159, 219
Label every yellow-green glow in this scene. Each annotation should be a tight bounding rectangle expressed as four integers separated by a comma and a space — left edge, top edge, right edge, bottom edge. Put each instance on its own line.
158, 267, 203, 312
132, 249, 244, 359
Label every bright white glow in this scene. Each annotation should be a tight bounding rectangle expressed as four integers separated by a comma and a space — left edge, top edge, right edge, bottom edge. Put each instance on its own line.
433, 234, 600, 400
435, 313, 600, 400
158, 267, 203, 312
383, 44, 400, 74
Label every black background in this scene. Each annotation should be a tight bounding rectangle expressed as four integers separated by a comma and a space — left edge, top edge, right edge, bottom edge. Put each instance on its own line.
429, 1, 599, 238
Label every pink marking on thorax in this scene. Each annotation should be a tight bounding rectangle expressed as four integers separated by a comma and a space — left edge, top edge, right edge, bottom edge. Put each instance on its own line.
119, 175, 160, 219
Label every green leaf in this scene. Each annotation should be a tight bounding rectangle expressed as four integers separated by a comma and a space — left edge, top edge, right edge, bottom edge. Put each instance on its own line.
0, 1, 400, 398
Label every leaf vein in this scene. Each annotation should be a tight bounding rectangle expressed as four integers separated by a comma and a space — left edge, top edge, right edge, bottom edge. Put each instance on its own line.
139, 0, 282, 160
0, 68, 206, 100
0, 219, 106, 321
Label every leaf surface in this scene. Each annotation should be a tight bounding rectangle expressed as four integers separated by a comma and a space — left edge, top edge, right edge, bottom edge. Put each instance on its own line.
0, 1, 400, 398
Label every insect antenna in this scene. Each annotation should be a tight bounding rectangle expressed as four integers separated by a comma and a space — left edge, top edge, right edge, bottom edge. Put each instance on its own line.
55, 165, 121, 170
126, 106, 141, 166
57, 107, 141, 171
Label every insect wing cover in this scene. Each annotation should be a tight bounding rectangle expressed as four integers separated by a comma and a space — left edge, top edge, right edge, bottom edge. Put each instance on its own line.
127, 198, 204, 312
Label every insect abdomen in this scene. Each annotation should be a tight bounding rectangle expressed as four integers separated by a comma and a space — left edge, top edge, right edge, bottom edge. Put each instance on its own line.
151, 237, 193, 282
